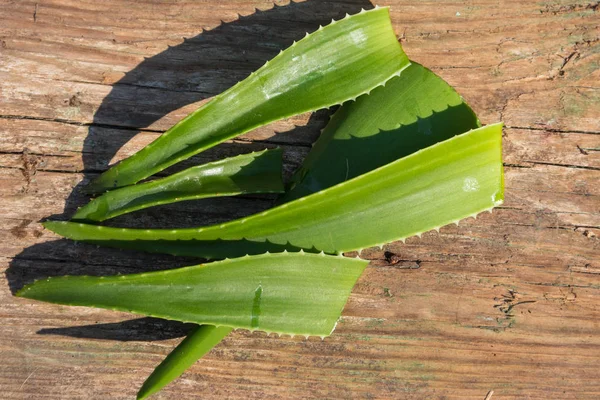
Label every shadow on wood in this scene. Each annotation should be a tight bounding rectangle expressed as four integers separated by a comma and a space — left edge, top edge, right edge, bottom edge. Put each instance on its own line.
37, 317, 194, 342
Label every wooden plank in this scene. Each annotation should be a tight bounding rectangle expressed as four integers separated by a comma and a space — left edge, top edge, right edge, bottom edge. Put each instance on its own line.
0, 0, 598, 399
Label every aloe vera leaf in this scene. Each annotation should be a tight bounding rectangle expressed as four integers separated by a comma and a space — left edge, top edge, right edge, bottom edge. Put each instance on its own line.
16, 252, 368, 337
281, 62, 481, 202
45, 123, 504, 258
86, 7, 410, 194
137, 325, 233, 400
73, 149, 284, 222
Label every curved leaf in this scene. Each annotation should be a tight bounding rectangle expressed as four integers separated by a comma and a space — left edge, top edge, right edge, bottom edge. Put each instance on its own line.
137, 325, 233, 400
86, 7, 410, 193
74, 149, 284, 222
281, 62, 481, 202
17, 252, 368, 337
45, 123, 504, 258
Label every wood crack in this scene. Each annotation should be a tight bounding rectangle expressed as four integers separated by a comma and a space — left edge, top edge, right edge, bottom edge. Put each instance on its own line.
0, 114, 165, 133
505, 125, 600, 135
525, 160, 600, 171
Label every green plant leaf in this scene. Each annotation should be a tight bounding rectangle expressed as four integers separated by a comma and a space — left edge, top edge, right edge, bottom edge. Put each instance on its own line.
16, 252, 368, 337
281, 62, 481, 202
86, 7, 410, 193
73, 149, 284, 222
137, 325, 233, 400
45, 123, 504, 258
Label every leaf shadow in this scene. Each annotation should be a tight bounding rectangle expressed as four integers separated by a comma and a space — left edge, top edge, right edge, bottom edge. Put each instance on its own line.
38, 317, 194, 342
6, 0, 375, 341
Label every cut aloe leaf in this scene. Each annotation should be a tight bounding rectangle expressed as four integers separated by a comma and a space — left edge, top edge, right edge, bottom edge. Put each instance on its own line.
17, 252, 368, 337
45, 123, 504, 258
281, 62, 481, 202
137, 325, 233, 400
86, 7, 410, 193
74, 149, 284, 222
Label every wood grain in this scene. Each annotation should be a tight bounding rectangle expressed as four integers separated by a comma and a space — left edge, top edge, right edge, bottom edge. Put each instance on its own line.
1, 0, 598, 399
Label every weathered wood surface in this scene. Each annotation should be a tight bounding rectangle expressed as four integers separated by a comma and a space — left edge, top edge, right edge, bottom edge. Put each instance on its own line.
1, 0, 599, 398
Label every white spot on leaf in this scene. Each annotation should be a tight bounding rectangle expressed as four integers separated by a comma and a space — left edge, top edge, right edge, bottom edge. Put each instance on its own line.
350, 29, 367, 46
462, 177, 480, 192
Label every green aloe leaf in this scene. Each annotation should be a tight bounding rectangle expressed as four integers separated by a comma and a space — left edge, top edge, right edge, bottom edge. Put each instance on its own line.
74, 149, 284, 222
86, 7, 410, 193
281, 62, 481, 202
16, 252, 368, 337
137, 325, 233, 400
45, 123, 504, 258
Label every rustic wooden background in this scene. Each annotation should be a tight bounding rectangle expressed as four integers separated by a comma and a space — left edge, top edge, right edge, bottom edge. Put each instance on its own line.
1, 0, 598, 398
